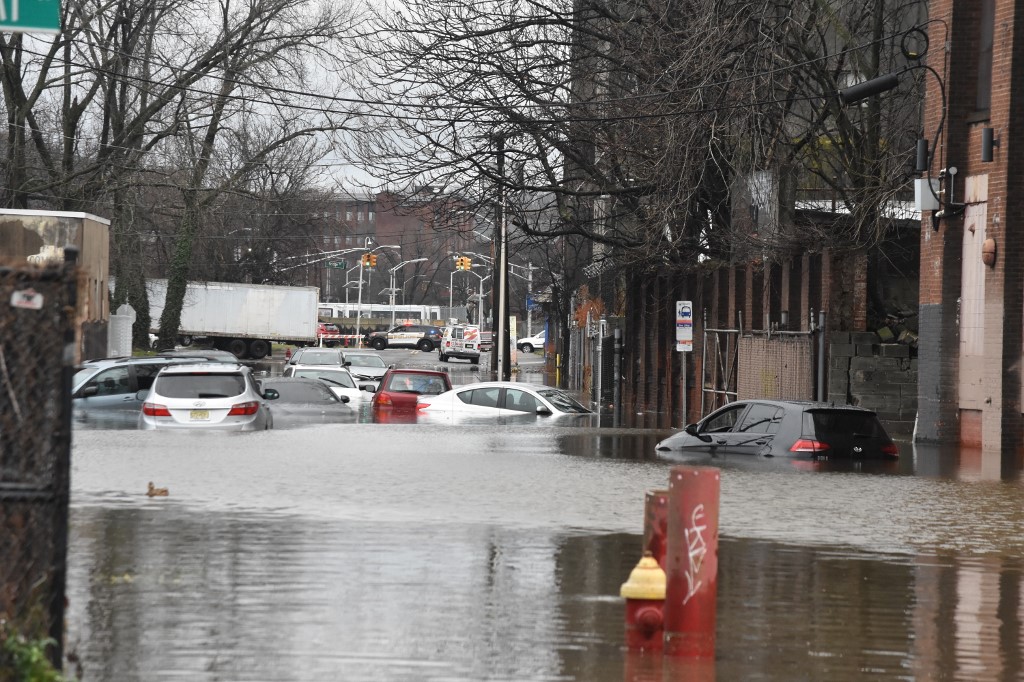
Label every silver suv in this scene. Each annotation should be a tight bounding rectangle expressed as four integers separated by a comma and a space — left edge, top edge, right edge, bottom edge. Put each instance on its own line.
73, 355, 226, 425
138, 363, 278, 430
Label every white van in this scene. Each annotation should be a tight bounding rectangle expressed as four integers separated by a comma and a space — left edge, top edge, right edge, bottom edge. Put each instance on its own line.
438, 325, 483, 364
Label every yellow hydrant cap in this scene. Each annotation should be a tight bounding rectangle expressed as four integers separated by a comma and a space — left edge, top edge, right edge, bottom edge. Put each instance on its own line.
620, 551, 666, 600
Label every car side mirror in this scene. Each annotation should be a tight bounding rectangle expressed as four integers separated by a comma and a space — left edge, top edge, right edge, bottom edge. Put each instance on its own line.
81, 385, 99, 398
339, 395, 350, 403
536, 406, 552, 416
135, 389, 148, 401
685, 423, 713, 442
364, 385, 376, 393
344, 361, 351, 366
263, 388, 280, 401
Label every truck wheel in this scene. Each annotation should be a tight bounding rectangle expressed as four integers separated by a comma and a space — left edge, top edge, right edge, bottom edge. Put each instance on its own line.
417, 339, 433, 352
248, 339, 270, 359
521, 343, 534, 354
179, 335, 193, 347
227, 339, 248, 358
470, 357, 480, 365
371, 338, 387, 351
439, 353, 448, 362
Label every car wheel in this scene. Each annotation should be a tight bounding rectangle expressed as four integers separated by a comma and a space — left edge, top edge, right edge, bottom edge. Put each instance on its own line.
371, 338, 387, 351
521, 343, 534, 354
417, 339, 434, 352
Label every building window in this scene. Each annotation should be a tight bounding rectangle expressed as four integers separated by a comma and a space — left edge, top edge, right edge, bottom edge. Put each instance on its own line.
977, 0, 994, 113
368, 210, 375, 222
346, 210, 353, 221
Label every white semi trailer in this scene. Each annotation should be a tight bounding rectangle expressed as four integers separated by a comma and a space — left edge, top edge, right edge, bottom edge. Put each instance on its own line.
147, 279, 319, 359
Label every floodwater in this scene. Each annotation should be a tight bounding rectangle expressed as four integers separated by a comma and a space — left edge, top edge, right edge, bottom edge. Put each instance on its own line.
64, 418, 1024, 682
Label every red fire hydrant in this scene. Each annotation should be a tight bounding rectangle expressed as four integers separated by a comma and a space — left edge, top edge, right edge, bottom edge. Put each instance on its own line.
620, 550, 667, 652
284, 347, 292, 360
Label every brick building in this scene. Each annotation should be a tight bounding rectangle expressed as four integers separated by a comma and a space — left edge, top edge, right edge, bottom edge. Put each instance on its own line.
917, 0, 1023, 459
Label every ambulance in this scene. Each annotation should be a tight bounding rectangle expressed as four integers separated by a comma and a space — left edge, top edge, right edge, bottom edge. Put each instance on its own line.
438, 324, 484, 364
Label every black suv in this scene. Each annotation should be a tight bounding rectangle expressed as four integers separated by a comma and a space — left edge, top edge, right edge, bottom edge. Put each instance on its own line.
656, 400, 898, 459
366, 324, 443, 352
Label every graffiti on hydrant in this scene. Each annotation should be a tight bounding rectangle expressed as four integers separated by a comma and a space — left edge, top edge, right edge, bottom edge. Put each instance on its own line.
682, 504, 708, 604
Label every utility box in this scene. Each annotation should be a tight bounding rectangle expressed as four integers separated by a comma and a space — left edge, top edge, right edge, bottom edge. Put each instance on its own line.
914, 178, 940, 212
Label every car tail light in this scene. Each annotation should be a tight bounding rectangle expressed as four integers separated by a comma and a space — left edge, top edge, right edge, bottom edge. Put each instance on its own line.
790, 439, 831, 454
228, 401, 259, 416
376, 392, 393, 406
142, 402, 171, 417
881, 442, 899, 457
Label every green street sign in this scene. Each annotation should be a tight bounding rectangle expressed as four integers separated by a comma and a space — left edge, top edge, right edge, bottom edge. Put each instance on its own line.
326, 260, 347, 269
1, 0, 61, 33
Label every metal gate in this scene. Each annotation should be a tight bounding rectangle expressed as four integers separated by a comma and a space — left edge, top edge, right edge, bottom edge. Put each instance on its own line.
0, 257, 77, 671
701, 327, 739, 417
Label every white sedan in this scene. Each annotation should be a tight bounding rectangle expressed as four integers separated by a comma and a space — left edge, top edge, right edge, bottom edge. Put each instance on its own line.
282, 365, 365, 403
416, 381, 593, 418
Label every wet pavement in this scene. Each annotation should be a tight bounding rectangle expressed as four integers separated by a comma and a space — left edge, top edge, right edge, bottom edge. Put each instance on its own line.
64, 350, 1024, 681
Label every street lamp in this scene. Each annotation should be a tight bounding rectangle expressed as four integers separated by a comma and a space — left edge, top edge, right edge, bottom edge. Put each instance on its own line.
389, 258, 427, 327
355, 241, 400, 342
465, 270, 491, 325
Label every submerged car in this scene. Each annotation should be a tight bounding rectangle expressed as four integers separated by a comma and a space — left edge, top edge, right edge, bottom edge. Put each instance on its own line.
369, 368, 452, 416
261, 377, 355, 428
286, 347, 347, 367
341, 351, 390, 389
655, 399, 898, 459
417, 381, 592, 418
138, 363, 278, 430
282, 364, 364, 402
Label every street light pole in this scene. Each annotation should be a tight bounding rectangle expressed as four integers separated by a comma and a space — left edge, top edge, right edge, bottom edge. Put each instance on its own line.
495, 137, 510, 381
354, 241, 400, 342
389, 258, 427, 327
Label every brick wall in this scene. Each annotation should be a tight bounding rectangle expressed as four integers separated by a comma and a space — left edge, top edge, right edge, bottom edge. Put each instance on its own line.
828, 332, 917, 437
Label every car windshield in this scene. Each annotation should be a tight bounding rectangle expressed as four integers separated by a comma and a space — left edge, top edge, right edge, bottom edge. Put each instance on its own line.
346, 354, 387, 368
154, 373, 246, 399
293, 369, 356, 388
384, 373, 448, 395
265, 381, 337, 403
73, 367, 97, 388
297, 351, 341, 365
806, 409, 885, 437
538, 389, 591, 413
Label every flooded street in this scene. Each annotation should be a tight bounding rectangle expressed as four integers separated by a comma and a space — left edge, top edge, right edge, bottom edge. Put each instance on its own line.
65, 415, 1024, 681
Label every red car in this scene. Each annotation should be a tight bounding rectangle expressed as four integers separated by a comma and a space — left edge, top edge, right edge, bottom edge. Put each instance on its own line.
370, 368, 452, 421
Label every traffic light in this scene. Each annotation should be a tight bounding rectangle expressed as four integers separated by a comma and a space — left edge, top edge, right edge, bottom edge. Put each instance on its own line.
368, 254, 378, 267
455, 256, 471, 271
463, 256, 471, 269
361, 253, 370, 266
455, 256, 464, 270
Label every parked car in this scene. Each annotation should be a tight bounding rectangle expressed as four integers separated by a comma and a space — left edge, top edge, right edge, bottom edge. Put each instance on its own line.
417, 381, 593, 419
282, 365, 363, 402
73, 355, 224, 425
342, 351, 391, 389
516, 330, 546, 354
655, 400, 899, 459
261, 377, 355, 428
138, 363, 278, 430
365, 324, 443, 352
285, 347, 347, 367
369, 368, 452, 416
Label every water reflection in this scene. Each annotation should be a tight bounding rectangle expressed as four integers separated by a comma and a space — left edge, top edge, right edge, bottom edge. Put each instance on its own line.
64, 377, 1024, 679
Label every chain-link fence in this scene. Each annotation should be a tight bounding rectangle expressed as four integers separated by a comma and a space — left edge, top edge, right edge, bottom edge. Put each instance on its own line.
0, 257, 76, 673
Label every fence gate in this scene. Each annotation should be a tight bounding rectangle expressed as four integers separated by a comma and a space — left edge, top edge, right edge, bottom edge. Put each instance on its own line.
701, 327, 739, 417
0, 258, 76, 671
